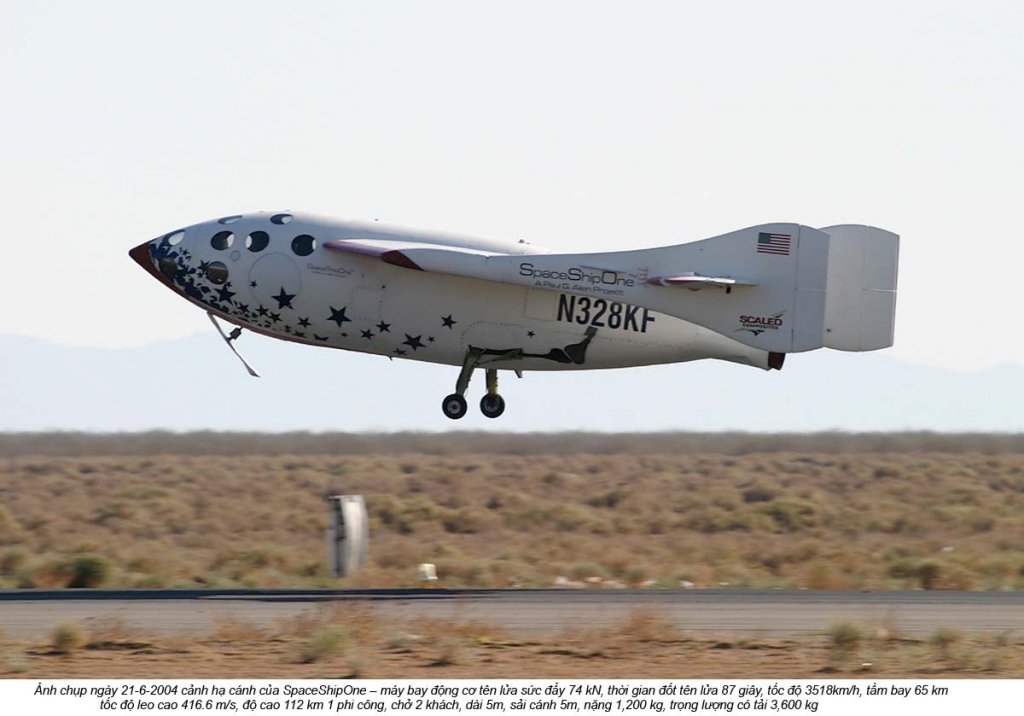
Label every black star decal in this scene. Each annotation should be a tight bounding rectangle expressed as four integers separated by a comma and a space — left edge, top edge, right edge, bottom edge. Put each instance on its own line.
284, 325, 292, 333
250, 281, 258, 288
361, 330, 374, 340
328, 306, 351, 327
257, 305, 268, 317
216, 285, 236, 302
298, 317, 310, 328
527, 330, 535, 337
428, 336, 435, 343
295, 331, 305, 338
273, 287, 296, 309
236, 303, 249, 314
393, 348, 406, 356
199, 261, 210, 273
270, 312, 281, 323
376, 321, 391, 333
402, 334, 425, 351
442, 314, 457, 329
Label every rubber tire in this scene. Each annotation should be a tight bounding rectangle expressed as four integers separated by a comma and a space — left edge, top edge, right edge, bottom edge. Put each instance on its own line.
480, 393, 506, 419
442, 393, 468, 420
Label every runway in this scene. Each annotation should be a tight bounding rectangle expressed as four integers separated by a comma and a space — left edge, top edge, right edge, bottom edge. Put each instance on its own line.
2, 589, 1022, 641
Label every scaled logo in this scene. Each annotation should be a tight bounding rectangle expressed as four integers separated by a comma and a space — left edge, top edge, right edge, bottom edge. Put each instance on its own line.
736, 311, 785, 336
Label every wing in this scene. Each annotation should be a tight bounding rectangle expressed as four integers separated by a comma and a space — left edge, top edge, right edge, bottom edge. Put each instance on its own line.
326, 238, 755, 293
322, 239, 493, 272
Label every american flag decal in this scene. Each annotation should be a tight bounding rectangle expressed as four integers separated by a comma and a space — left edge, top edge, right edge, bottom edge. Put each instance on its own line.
757, 232, 791, 256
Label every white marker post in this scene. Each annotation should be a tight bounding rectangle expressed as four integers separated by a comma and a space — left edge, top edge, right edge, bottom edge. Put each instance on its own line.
326, 495, 369, 578
418, 563, 438, 585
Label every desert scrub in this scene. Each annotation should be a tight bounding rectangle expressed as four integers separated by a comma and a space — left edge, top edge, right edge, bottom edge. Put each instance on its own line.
427, 636, 461, 666
2, 439, 1024, 590
0, 504, 23, 543
930, 627, 962, 659
51, 623, 85, 655
66, 554, 112, 588
300, 625, 348, 664
828, 621, 863, 663
0, 549, 27, 577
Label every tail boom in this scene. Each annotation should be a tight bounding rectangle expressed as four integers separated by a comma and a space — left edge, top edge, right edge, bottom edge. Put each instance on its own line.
492, 222, 899, 354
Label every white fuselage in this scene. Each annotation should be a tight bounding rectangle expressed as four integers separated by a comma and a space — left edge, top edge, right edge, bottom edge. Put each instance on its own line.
133, 211, 773, 373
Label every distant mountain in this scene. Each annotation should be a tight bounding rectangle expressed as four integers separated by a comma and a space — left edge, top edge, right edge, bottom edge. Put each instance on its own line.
0, 333, 1021, 432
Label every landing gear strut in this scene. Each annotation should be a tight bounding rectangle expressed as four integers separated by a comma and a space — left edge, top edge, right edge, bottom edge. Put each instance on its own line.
480, 369, 505, 419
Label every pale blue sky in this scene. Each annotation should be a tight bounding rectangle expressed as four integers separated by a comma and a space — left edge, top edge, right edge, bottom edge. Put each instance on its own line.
2, 0, 1022, 372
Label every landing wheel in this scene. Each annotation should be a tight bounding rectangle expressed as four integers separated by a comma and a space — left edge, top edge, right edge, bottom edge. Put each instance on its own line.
480, 393, 506, 419
442, 393, 468, 420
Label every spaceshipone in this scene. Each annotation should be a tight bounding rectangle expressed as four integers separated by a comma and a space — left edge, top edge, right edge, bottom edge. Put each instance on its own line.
130, 212, 898, 419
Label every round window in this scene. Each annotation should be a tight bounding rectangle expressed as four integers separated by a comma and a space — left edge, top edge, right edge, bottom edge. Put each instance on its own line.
206, 261, 229, 284
271, 213, 293, 225
211, 231, 234, 250
163, 230, 185, 247
246, 230, 270, 252
158, 258, 178, 279
291, 234, 317, 257
218, 215, 242, 225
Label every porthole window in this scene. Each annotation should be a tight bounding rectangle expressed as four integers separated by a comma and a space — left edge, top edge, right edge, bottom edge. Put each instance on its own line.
271, 213, 293, 225
206, 261, 229, 284
210, 231, 234, 250
163, 230, 185, 246
158, 258, 178, 279
291, 234, 316, 256
245, 230, 270, 252
218, 215, 242, 225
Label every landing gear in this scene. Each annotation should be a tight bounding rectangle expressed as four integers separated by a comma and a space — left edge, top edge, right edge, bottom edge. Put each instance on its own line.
441, 348, 516, 420
480, 369, 505, 418
439, 328, 599, 419
480, 393, 505, 419
441, 394, 468, 420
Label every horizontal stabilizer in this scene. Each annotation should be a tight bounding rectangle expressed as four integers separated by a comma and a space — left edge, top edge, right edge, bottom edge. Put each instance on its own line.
648, 274, 758, 290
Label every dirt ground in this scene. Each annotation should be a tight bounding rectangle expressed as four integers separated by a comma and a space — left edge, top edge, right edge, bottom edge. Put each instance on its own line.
3, 611, 1022, 679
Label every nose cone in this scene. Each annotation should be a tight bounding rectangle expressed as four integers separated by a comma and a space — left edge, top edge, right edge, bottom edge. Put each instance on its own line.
129, 239, 176, 287
129, 241, 152, 270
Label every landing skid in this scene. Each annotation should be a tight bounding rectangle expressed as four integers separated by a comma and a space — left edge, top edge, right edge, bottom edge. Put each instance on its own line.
208, 313, 260, 378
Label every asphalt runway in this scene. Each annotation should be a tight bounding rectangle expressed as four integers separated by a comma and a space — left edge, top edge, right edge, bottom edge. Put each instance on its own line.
2, 589, 1023, 641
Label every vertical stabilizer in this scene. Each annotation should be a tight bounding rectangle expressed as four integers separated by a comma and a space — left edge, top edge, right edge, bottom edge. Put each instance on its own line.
820, 225, 899, 351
